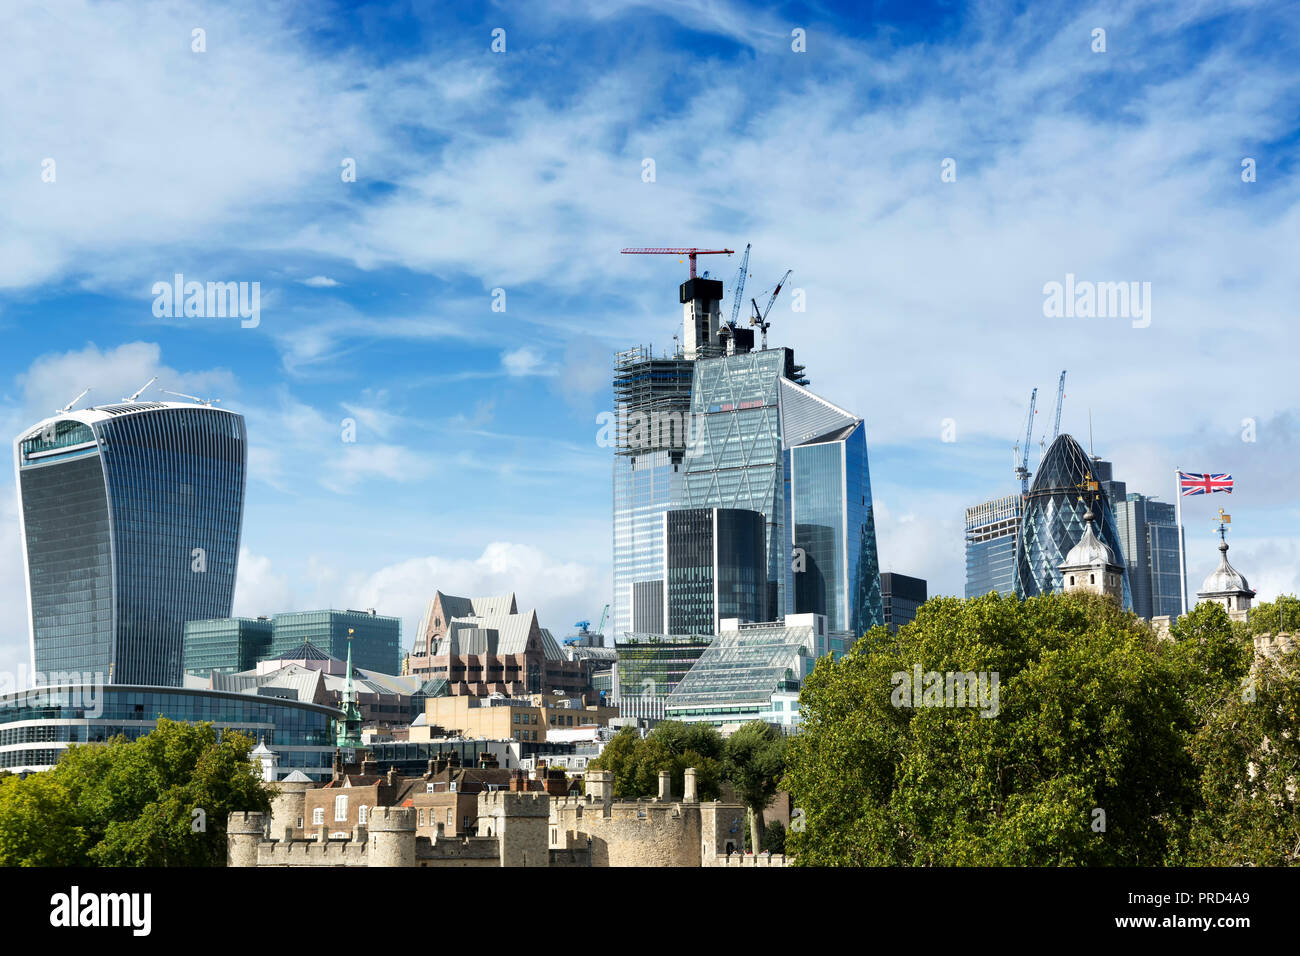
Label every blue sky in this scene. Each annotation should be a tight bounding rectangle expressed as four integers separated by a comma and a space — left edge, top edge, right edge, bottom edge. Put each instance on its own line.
2, 0, 1298, 677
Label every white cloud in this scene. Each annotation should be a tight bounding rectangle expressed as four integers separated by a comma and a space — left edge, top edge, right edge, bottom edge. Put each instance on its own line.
299, 276, 339, 288
501, 347, 544, 377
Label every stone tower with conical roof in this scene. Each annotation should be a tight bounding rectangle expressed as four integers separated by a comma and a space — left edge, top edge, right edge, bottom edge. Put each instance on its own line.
1196, 520, 1254, 622
1059, 506, 1125, 603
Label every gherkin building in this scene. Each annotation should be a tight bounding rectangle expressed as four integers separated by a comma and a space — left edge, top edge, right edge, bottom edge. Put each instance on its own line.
1013, 434, 1133, 610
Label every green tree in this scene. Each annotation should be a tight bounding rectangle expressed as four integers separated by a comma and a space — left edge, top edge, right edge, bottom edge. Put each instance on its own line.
1187, 645, 1300, 865
784, 592, 1201, 865
589, 721, 723, 800
0, 718, 271, 866
723, 720, 787, 852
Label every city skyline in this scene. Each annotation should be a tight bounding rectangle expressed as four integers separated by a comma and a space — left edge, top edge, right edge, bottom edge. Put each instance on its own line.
2, 0, 1298, 684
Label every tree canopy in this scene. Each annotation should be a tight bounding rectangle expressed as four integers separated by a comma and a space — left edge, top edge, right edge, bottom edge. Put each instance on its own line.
589, 721, 723, 801
782, 591, 1290, 866
0, 718, 272, 866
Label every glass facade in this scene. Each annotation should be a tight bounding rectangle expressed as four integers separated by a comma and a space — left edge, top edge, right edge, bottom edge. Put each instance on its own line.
268, 610, 402, 674
965, 494, 1022, 598
1112, 493, 1183, 619
0, 685, 337, 778
1013, 434, 1133, 610
611, 348, 695, 640
16, 404, 247, 687
663, 615, 822, 727
662, 507, 765, 635
881, 572, 927, 631
788, 421, 883, 639
685, 350, 788, 617
183, 617, 273, 678
612, 634, 712, 721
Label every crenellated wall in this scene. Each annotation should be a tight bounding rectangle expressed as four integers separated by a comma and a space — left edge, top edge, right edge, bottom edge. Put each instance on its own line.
228, 768, 757, 868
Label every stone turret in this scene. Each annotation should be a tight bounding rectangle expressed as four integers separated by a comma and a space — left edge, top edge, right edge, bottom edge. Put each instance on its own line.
1197, 521, 1254, 622
367, 806, 416, 867
479, 791, 549, 867
585, 769, 613, 811
227, 812, 267, 868
1059, 506, 1125, 603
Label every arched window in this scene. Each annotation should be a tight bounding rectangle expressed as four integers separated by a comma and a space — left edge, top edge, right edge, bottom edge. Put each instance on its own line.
334, 794, 348, 822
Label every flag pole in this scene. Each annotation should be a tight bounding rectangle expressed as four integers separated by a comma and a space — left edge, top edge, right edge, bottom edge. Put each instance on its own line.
1175, 468, 1187, 615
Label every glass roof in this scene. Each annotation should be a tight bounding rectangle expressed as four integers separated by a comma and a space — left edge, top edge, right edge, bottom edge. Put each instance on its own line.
665, 624, 815, 710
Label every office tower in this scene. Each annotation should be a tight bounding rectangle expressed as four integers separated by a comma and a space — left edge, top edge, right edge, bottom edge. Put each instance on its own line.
611, 345, 695, 640
965, 494, 1023, 598
881, 573, 927, 631
1111, 493, 1183, 619
657, 507, 766, 635
683, 348, 882, 650
268, 609, 402, 675
15, 399, 246, 686
1013, 434, 1132, 610
786, 410, 883, 643
183, 616, 273, 678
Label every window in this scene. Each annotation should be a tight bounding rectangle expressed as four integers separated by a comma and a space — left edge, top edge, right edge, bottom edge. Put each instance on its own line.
418, 809, 425, 825
446, 809, 453, 826
358, 805, 369, 825
334, 794, 348, 822
313, 807, 324, 825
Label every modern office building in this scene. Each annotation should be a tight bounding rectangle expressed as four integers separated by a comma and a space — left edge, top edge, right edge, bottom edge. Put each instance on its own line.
611, 345, 696, 640
0, 684, 338, 779
663, 614, 827, 729
14, 398, 247, 687
611, 633, 713, 722
881, 573, 928, 631
182, 616, 273, 679
683, 348, 882, 650
625, 507, 766, 635
1013, 434, 1132, 610
267, 609, 402, 675
965, 494, 1023, 598
1111, 492, 1183, 620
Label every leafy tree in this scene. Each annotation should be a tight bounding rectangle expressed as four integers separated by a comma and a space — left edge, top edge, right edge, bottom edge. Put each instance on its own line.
1187, 645, 1300, 865
589, 721, 723, 800
0, 718, 271, 866
784, 592, 1201, 865
723, 721, 787, 852
1243, 595, 1300, 639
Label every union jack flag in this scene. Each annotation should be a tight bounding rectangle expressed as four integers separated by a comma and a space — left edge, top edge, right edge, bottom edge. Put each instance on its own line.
1179, 472, 1233, 496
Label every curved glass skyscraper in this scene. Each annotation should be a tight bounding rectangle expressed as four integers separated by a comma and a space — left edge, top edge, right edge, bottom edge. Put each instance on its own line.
14, 400, 247, 686
1013, 434, 1132, 610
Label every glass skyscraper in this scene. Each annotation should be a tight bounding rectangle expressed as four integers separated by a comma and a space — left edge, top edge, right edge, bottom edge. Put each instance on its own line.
611, 346, 695, 640
15, 401, 247, 686
1112, 492, 1183, 619
684, 349, 883, 648
965, 494, 1023, 598
1013, 434, 1132, 610
661, 507, 766, 635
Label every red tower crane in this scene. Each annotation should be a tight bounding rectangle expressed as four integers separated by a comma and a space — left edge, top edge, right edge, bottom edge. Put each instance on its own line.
620, 247, 735, 279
